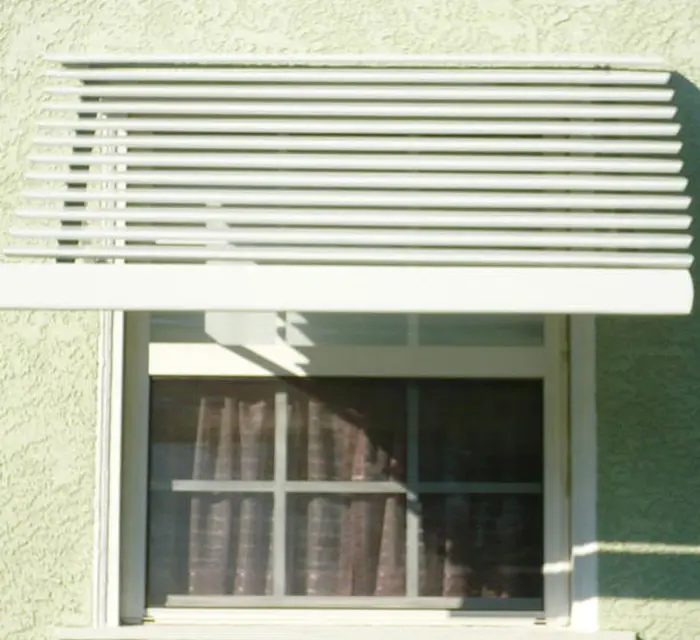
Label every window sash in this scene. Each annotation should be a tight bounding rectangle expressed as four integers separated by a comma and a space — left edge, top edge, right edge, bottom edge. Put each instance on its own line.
118, 314, 568, 625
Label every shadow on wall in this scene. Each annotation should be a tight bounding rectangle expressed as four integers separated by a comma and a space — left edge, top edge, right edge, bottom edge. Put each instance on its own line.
593, 72, 700, 602
673, 72, 700, 298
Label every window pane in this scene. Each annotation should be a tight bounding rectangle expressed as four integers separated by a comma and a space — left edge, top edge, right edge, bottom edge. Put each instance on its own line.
147, 376, 546, 608
150, 312, 209, 343
150, 312, 543, 347
418, 380, 543, 483
418, 315, 543, 346
148, 492, 274, 604
286, 494, 406, 596
419, 494, 543, 601
287, 379, 406, 481
286, 312, 407, 346
150, 312, 283, 344
150, 379, 276, 482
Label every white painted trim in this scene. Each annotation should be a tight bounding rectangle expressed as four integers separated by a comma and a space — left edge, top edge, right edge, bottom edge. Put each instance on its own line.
0, 264, 692, 315
148, 343, 546, 378
92, 311, 114, 626
54, 624, 636, 640
120, 313, 151, 623
144, 609, 538, 626
103, 312, 125, 626
569, 317, 599, 631
542, 317, 570, 625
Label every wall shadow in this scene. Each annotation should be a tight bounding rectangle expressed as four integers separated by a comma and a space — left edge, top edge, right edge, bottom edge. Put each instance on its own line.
593, 72, 700, 605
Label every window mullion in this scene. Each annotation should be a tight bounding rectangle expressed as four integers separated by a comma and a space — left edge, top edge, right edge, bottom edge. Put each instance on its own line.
273, 388, 288, 597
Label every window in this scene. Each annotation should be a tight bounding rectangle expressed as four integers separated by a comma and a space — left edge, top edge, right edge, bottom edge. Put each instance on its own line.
120, 312, 568, 623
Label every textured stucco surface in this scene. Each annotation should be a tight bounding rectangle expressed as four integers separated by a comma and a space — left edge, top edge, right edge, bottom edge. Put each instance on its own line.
596, 63, 700, 640
2, 1, 700, 639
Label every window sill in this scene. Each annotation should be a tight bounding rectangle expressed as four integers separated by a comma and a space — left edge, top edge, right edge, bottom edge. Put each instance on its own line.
55, 625, 636, 640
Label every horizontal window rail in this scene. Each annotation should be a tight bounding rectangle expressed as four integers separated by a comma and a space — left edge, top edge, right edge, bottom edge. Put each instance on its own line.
151, 480, 543, 494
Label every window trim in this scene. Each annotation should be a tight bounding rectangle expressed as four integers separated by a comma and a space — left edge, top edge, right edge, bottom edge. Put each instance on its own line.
569, 316, 598, 630
99, 313, 579, 629
120, 312, 150, 625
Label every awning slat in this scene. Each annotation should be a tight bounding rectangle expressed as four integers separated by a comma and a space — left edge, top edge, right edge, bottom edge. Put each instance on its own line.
16, 209, 691, 230
45, 84, 675, 102
44, 100, 677, 119
23, 189, 692, 210
28, 153, 684, 174
12, 226, 691, 250
31, 136, 684, 156
4, 245, 692, 268
25, 170, 689, 192
36, 118, 681, 137
45, 68, 671, 84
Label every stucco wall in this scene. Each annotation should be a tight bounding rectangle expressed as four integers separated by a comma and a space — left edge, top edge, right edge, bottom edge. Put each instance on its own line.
596, 50, 700, 640
2, 1, 700, 639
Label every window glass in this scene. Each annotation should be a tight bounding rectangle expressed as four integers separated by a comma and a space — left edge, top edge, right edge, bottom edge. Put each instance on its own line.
150, 312, 544, 347
147, 377, 543, 608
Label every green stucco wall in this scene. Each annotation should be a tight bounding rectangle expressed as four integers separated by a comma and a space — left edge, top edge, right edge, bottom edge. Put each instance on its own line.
596, 46, 700, 640
2, 1, 700, 639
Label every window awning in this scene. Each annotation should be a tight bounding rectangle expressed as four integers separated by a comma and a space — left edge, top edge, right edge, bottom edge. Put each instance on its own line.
0, 54, 693, 314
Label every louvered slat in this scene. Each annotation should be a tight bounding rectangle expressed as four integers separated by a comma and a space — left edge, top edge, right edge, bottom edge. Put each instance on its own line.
44, 101, 677, 119
20, 189, 690, 210
28, 153, 684, 174
15, 209, 691, 230
35, 118, 681, 136
46, 84, 675, 102
45, 67, 671, 84
24, 171, 689, 192
8, 246, 691, 268
31, 136, 684, 155
6, 56, 692, 273
13, 227, 690, 250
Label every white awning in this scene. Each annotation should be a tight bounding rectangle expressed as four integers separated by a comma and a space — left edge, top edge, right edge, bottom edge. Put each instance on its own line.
0, 55, 693, 314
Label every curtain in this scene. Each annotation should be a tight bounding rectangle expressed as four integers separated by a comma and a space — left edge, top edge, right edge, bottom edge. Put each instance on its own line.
184, 378, 406, 598
286, 379, 406, 596
188, 386, 274, 595
148, 378, 542, 603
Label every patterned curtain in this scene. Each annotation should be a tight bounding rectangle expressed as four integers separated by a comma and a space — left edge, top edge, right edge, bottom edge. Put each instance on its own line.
148, 378, 542, 604
286, 379, 406, 596
187, 390, 274, 595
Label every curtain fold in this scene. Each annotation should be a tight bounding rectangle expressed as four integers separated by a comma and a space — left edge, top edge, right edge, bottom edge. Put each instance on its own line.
188, 387, 274, 596
288, 380, 406, 596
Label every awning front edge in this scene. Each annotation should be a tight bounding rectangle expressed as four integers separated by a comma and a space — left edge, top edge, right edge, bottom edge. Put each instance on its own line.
0, 264, 692, 315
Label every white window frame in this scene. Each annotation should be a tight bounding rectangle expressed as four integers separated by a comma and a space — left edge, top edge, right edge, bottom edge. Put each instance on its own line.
93, 312, 585, 634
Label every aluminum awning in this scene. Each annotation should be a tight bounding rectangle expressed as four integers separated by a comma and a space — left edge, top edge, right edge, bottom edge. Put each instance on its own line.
0, 54, 693, 314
